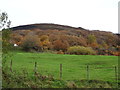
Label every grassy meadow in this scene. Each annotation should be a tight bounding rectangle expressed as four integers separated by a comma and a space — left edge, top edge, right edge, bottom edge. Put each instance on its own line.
6, 51, 118, 82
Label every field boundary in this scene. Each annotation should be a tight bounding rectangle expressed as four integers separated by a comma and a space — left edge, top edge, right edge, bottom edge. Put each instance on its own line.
9, 60, 118, 84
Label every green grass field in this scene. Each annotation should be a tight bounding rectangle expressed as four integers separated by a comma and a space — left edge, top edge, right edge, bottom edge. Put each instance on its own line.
6, 51, 118, 83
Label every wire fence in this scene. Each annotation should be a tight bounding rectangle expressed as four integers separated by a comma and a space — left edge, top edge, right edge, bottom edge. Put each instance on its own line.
9, 60, 118, 83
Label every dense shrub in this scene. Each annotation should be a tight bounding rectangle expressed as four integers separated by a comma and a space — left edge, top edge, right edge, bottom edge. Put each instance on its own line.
67, 46, 96, 55
96, 47, 119, 56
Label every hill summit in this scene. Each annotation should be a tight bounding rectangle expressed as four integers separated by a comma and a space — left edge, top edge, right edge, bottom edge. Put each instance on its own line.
11, 23, 86, 31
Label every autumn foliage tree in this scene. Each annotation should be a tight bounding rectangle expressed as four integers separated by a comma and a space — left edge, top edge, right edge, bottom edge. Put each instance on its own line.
39, 35, 52, 51
21, 34, 40, 51
87, 34, 98, 48
53, 40, 69, 51
101, 41, 108, 49
10, 33, 23, 45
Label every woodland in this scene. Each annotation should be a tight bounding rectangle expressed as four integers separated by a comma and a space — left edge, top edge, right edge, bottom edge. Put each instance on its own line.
10, 23, 120, 56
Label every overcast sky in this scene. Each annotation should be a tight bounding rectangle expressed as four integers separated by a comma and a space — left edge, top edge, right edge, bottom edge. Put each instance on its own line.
0, 0, 119, 33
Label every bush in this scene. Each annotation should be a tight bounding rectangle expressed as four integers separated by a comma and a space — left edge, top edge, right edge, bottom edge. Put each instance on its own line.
96, 47, 119, 56
67, 46, 96, 55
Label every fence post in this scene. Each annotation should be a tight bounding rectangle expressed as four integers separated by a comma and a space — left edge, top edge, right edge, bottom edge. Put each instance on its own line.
34, 62, 37, 74
34, 62, 37, 81
60, 64, 62, 79
115, 66, 118, 83
87, 65, 89, 81
10, 60, 12, 72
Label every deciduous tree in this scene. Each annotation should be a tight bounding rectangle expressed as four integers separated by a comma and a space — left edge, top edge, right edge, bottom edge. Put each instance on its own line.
21, 34, 40, 51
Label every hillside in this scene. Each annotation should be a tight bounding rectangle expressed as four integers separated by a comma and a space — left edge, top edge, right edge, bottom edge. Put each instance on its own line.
11, 23, 86, 31
10, 23, 120, 56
